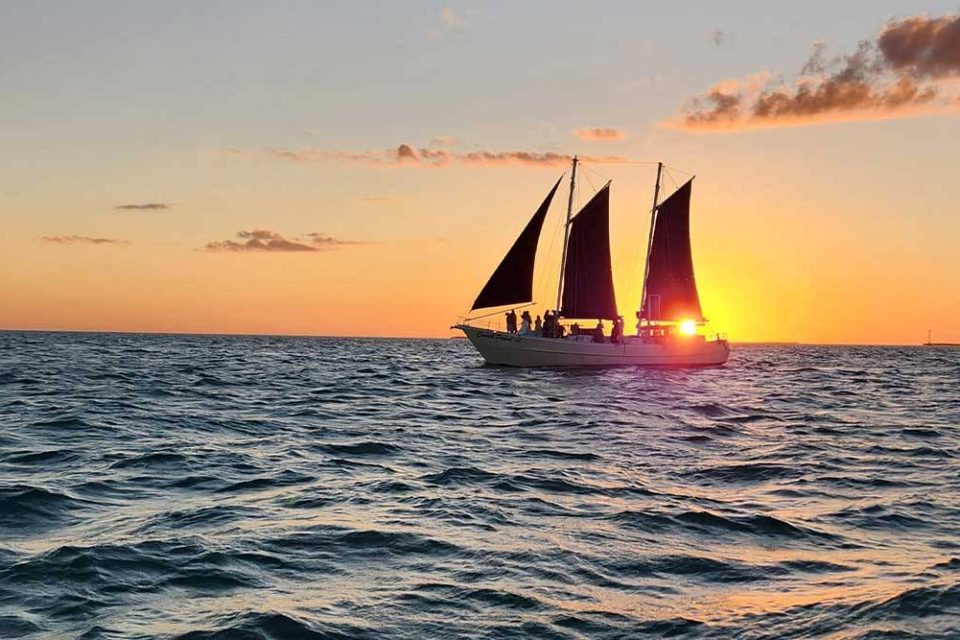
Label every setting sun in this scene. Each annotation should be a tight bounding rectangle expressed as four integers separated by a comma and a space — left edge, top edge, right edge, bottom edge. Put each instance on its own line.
680, 319, 698, 336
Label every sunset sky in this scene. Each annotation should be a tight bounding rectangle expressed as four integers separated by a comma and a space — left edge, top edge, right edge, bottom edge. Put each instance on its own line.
2, 1, 958, 344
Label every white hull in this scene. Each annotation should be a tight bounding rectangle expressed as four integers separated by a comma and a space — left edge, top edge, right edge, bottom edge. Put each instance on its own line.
455, 325, 730, 367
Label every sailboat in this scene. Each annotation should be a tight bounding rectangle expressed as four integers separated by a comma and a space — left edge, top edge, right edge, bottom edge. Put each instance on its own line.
453, 157, 730, 367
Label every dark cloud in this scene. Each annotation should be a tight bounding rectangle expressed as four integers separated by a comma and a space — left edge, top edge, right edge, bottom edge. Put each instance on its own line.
878, 15, 960, 78
709, 30, 729, 47
203, 229, 362, 252
669, 14, 960, 131
40, 235, 126, 245
397, 144, 419, 162
115, 203, 171, 211
302, 232, 363, 248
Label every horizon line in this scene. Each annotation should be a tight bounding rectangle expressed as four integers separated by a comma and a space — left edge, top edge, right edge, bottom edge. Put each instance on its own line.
0, 327, 937, 348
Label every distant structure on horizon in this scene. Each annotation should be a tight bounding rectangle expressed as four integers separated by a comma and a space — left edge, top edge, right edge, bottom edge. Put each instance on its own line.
923, 329, 960, 347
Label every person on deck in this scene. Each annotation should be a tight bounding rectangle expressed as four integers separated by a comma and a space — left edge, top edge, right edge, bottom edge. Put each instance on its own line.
593, 320, 605, 343
520, 310, 532, 334
543, 311, 555, 338
505, 310, 518, 333
534, 315, 542, 335
571, 323, 580, 337
611, 316, 623, 344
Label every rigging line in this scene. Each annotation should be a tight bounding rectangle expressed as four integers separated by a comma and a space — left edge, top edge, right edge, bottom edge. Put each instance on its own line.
466, 301, 537, 322
535, 170, 571, 312
595, 159, 661, 166
534, 185, 565, 312
663, 166, 679, 192
580, 163, 611, 191
624, 163, 657, 314
581, 166, 597, 197
663, 164, 695, 177
586, 158, 695, 176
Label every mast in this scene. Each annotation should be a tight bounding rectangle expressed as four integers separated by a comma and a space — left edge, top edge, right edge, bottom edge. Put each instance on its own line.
555, 156, 578, 315
638, 161, 663, 325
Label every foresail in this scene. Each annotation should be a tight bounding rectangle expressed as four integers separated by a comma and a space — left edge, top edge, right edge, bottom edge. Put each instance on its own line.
640, 179, 703, 322
471, 178, 562, 311
560, 184, 618, 320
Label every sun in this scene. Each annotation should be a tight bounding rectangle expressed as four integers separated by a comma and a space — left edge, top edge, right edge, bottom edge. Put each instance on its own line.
679, 319, 697, 336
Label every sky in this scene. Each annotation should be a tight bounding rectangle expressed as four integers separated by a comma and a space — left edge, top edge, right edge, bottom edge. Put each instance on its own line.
1, 1, 958, 344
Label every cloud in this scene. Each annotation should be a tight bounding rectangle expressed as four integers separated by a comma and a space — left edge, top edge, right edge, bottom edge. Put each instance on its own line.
115, 203, 171, 211
227, 144, 629, 168
667, 14, 960, 131
709, 30, 730, 47
573, 127, 627, 141
430, 135, 459, 146
40, 235, 126, 245
440, 7, 466, 32
203, 229, 362, 252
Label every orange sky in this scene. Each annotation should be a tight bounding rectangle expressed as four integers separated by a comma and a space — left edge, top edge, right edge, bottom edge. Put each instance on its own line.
2, 3, 959, 344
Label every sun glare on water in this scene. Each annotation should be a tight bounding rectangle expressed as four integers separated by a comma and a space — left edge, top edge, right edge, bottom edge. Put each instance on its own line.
679, 320, 697, 336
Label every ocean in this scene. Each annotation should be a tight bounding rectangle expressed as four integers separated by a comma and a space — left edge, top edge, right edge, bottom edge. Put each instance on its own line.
1, 331, 958, 639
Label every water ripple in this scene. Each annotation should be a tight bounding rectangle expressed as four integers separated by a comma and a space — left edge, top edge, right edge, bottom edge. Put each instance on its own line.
0, 332, 958, 639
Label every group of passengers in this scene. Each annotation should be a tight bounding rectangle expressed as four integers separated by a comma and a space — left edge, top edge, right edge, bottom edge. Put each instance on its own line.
504, 310, 626, 344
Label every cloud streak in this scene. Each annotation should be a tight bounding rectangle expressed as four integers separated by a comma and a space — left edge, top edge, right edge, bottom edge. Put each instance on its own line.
440, 7, 466, 32
40, 235, 126, 245
573, 127, 627, 141
203, 229, 363, 253
668, 14, 960, 131
115, 203, 171, 211
226, 144, 628, 168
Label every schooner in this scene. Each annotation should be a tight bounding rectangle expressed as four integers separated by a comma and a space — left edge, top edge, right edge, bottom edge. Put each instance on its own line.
454, 158, 730, 367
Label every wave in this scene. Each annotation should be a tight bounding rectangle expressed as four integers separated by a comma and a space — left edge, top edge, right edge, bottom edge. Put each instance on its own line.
315, 441, 402, 456
682, 462, 804, 484
171, 611, 376, 640
2, 333, 958, 638
0, 484, 93, 530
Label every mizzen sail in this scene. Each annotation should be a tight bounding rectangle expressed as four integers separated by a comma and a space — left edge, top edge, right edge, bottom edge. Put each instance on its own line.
640, 179, 703, 322
560, 184, 618, 319
471, 178, 561, 311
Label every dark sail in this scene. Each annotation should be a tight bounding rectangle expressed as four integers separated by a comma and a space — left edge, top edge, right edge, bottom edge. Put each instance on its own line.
471, 178, 561, 311
640, 179, 703, 322
560, 184, 618, 319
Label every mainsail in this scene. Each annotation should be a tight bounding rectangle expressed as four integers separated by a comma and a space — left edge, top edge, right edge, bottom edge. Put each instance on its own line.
639, 179, 703, 322
471, 178, 561, 311
560, 184, 618, 319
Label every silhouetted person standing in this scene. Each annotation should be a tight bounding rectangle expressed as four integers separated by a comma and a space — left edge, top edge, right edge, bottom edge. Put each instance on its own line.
593, 319, 605, 343
505, 310, 518, 333
520, 310, 532, 334
611, 316, 623, 344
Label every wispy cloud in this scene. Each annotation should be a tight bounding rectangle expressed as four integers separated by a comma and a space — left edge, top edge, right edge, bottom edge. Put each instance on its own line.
40, 235, 126, 245
225, 144, 628, 168
203, 229, 363, 253
357, 195, 400, 204
666, 14, 960, 132
430, 135, 459, 146
115, 203, 171, 211
709, 29, 731, 47
440, 7, 466, 32
573, 127, 627, 141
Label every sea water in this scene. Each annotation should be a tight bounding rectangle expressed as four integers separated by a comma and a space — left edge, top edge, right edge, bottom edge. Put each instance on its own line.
1, 331, 958, 639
